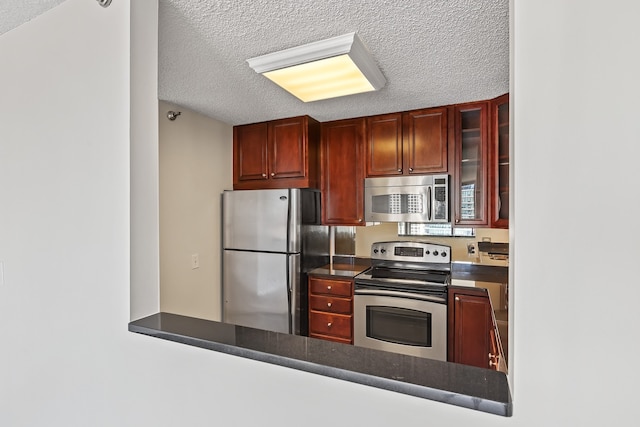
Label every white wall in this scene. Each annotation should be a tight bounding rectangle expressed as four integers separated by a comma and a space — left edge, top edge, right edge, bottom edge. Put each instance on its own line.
159, 101, 232, 320
130, 0, 160, 320
1, 0, 639, 426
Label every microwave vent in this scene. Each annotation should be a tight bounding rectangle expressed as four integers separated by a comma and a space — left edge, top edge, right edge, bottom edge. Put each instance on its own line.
374, 194, 423, 214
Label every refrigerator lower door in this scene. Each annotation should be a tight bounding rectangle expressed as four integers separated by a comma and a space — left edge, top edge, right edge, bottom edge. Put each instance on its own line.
223, 250, 299, 334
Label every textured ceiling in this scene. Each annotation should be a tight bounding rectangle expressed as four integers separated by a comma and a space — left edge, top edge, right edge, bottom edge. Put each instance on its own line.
0, 0, 67, 35
159, 0, 509, 125
1, 0, 509, 127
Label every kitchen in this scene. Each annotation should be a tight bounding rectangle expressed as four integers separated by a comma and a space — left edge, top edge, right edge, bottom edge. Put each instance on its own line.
148, 92, 511, 414
142, 0, 511, 415
3, 1, 638, 426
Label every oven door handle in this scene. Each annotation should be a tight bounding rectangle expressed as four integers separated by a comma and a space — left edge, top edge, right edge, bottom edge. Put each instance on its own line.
354, 288, 446, 304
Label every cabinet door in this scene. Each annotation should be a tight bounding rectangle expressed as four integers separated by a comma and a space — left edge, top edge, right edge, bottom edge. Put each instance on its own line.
449, 291, 492, 369
233, 122, 269, 184
365, 113, 403, 177
321, 118, 365, 225
404, 107, 448, 174
453, 102, 489, 226
490, 94, 510, 228
269, 117, 307, 180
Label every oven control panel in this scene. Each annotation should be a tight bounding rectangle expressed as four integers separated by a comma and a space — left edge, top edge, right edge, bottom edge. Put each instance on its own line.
371, 241, 451, 264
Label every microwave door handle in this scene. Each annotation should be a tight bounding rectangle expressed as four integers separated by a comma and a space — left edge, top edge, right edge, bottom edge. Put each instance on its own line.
427, 186, 432, 221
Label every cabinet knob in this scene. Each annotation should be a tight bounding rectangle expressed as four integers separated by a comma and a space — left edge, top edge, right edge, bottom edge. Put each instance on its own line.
455, 218, 460, 224
327, 322, 332, 328
397, 168, 402, 172
327, 285, 332, 290
327, 302, 332, 307
408, 168, 413, 172
358, 218, 363, 222
270, 172, 275, 177
261, 173, 267, 178
455, 296, 460, 301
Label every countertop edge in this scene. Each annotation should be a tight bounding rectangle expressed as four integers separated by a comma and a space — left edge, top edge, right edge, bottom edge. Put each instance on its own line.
128, 313, 512, 417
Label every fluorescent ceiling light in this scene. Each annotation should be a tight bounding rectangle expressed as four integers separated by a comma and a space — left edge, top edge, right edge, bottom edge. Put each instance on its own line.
247, 33, 386, 102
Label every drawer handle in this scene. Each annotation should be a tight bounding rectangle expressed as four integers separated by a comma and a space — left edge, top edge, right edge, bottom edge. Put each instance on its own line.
327, 285, 332, 290
327, 302, 332, 307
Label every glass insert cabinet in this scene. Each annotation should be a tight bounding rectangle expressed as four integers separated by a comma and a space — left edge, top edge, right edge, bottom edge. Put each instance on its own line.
453, 102, 489, 226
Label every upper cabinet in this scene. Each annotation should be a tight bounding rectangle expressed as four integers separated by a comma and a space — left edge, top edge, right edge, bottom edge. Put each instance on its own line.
489, 94, 510, 228
365, 107, 448, 177
233, 116, 320, 190
452, 101, 489, 226
232, 96, 509, 229
321, 118, 366, 225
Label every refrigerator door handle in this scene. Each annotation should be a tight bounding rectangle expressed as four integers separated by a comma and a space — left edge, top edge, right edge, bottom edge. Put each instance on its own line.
288, 254, 301, 335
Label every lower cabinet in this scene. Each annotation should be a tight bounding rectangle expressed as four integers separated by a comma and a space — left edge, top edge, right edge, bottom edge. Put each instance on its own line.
308, 276, 353, 344
448, 286, 505, 371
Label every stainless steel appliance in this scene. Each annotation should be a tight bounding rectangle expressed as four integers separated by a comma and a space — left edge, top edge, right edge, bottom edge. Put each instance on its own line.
222, 188, 329, 335
354, 241, 451, 360
364, 175, 449, 223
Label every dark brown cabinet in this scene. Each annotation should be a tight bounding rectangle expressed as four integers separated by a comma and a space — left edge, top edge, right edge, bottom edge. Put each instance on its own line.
308, 277, 353, 344
490, 94, 510, 228
365, 107, 448, 177
451, 101, 489, 226
233, 116, 320, 190
320, 118, 365, 225
448, 286, 505, 371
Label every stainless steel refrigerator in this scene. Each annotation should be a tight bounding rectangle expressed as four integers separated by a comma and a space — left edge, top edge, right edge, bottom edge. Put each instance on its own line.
222, 188, 329, 335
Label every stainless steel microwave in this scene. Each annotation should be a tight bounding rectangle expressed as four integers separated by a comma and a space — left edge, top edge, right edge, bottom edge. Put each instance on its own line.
364, 175, 449, 223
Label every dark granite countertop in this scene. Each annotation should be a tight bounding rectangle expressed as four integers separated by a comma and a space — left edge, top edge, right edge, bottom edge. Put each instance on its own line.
451, 262, 508, 283
129, 312, 512, 416
309, 263, 370, 279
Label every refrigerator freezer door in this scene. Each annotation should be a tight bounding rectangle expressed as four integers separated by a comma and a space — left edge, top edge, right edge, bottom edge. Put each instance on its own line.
223, 250, 297, 334
222, 189, 300, 253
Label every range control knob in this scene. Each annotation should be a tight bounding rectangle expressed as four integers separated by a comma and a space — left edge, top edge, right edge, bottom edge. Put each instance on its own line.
373, 249, 379, 254
380, 248, 386, 254
433, 250, 439, 256
441, 252, 447, 257
425, 250, 430, 255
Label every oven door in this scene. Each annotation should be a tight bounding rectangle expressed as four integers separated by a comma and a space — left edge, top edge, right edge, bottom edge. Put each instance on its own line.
354, 290, 447, 361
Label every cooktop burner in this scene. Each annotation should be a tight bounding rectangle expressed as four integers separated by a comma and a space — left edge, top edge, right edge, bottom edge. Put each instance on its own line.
369, 266, 450, 285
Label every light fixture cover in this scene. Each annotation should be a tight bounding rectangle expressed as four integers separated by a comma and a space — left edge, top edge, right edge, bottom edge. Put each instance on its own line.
247, 33, 386, 102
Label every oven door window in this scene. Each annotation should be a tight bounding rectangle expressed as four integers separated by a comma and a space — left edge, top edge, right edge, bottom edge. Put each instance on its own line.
366, 306, 432, 347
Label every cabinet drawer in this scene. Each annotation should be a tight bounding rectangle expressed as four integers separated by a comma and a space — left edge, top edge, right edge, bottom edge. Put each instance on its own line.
309, 277, 352, 297
309, 311, 352, 340
309, 295, 352, 314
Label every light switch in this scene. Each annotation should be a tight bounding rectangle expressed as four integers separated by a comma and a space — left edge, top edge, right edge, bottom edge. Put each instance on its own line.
191, 254, 199, 269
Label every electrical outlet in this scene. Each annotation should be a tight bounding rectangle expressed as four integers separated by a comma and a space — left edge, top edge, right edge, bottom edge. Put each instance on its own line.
467, 243, 477, 257
191, 254, 199, 269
